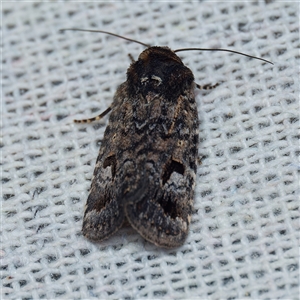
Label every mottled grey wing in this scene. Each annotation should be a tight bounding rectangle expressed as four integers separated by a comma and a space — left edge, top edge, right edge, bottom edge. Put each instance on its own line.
123, 91, 199, 248
81, 85, 128, 242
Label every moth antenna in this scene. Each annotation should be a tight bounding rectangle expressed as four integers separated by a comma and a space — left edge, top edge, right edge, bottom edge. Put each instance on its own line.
59, 28, 151, 48
174, 48, 273, 65
60, 29, 273, 65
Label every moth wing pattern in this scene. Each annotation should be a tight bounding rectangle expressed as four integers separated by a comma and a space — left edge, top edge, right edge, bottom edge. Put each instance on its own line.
123, 90, 199, 248
82, 46, 199, 248
82, 83, 128, 241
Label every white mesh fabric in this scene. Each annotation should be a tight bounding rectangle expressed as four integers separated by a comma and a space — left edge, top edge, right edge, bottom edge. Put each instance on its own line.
2, 2, 299, 299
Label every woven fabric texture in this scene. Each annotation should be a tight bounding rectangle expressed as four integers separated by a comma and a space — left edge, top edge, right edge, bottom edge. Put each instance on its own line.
2, 2, 299, 299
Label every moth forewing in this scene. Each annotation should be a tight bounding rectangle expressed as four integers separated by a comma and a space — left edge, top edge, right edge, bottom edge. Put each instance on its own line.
82, 47, 198, 247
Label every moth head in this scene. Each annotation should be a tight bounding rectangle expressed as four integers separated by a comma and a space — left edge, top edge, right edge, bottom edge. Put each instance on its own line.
138, 46, 183, 65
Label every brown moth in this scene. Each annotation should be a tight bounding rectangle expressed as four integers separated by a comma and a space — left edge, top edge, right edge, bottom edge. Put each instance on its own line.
61, 29, 272, 248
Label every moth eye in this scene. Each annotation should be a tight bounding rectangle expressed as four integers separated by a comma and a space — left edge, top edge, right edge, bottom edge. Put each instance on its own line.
103, 154, 117, 179
162, 159, 185, 185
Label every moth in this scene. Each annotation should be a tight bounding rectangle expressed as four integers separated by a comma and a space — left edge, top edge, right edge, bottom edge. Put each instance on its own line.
61, 29, 273, 248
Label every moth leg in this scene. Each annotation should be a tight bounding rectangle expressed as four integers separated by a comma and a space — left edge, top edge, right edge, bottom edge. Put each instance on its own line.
128, 53, 135, 63
74, 107, 112, 123
196, 83, 219, 90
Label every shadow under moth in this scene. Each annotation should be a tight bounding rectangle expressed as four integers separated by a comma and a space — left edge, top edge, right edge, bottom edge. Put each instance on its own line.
61, 29, 273, 248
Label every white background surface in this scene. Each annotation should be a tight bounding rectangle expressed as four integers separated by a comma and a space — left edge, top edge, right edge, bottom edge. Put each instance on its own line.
2, 1, 299, 299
